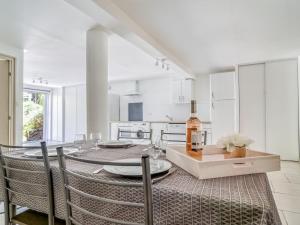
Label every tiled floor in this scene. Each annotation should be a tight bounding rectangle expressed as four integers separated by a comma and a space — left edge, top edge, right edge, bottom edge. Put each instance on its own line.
268, 161, 300, 225
0, 161, 298, 225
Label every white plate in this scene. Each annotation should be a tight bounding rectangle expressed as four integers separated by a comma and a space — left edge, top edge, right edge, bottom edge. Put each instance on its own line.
103, 158, 172, 177
24, 147, 78, 158
99, 141, 133, 148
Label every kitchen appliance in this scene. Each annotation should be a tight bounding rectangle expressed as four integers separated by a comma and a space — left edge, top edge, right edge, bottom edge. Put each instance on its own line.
128, 102, 143, 121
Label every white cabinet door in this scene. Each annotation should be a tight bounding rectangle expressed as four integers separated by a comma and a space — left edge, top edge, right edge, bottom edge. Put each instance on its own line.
211, 100, 236, 144
265, 59, 299, 161
172, 79, 182, 104
211, 72, 236, 100
239, 64, 266, 151
182, 79, 193, 103
172, 79, 194, 104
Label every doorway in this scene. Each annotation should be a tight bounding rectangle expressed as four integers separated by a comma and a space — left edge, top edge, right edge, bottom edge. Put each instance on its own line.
23, 88, 50, 142
0, 54, 14, 145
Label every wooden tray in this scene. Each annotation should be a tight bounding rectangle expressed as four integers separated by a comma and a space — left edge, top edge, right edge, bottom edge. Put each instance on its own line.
166, 145, 280, 179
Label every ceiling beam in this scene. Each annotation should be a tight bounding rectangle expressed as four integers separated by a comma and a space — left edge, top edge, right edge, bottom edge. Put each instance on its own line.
64, 0, 194, 78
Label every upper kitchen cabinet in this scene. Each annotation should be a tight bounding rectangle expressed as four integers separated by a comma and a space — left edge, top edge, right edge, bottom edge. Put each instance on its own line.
211, 72, 236, 100
172, 78, 194, 104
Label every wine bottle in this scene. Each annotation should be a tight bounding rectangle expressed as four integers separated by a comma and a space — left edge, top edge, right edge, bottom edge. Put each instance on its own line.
186, 100, 202, 155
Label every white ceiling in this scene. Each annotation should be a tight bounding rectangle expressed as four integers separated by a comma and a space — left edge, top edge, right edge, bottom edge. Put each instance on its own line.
109, 34, 175, 81
0, 0, 94, 87
0, 0, 174, 87
111, 0, 300, 75
2, 0, 300, 86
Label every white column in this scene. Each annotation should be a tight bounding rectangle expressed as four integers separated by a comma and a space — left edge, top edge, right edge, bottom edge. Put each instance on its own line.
86, 26, 109, 140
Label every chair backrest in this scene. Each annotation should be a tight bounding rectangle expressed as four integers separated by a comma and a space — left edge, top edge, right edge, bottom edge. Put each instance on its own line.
117, 128, 153, 143
56, 146, 153, 225
161, 129, 208, 145
0, 142, 55, 225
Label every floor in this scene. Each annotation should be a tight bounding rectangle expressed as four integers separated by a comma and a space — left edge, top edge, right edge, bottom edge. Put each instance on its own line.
268, 161, 300, 225
0, 161, 298, 225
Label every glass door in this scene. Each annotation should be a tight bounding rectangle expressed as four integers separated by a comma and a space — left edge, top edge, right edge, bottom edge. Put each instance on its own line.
23, 88, 50, 143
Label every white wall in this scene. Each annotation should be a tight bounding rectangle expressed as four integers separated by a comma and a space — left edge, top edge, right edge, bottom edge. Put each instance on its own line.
110, 77, 190, 121
0, 42, 23, 144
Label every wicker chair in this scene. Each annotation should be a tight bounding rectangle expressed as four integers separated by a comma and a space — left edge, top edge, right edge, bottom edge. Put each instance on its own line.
0, 142, 65, 225
56, 146, 153, 225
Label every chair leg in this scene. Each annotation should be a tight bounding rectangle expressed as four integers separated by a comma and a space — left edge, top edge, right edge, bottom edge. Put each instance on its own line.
4, 210, 9, 225
3, 200, 9, 225
9, 205, 16, 218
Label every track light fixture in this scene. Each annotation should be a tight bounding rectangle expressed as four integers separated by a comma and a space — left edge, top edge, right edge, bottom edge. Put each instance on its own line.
32, 77, 49, 85
155, 58, 170, 71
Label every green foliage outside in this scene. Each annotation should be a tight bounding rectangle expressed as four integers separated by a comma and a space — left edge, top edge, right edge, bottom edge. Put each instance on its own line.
23, 92, 45, 141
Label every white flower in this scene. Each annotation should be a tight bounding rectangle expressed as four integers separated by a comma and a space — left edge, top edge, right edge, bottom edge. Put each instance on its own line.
216, 133, 254, 152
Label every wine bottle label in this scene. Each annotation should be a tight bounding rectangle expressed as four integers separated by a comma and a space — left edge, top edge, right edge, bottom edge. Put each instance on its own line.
191, 130, 201, 150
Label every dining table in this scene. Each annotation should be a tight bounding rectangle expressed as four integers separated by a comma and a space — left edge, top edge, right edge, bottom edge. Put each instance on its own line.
0, 144, 281, 225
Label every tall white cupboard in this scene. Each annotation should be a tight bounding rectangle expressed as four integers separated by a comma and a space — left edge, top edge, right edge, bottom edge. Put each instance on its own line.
238, 59, 299, 161
211, 72, 238, 144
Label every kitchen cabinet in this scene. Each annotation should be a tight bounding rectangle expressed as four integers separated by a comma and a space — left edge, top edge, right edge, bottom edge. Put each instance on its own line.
210, 72, 237, 144
211, 72, 236, 100
239, 58, 299, 161
172, 78, 194, 104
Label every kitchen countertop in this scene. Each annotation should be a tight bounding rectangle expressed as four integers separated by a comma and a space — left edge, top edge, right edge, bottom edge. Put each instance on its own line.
110, 120, 212, 124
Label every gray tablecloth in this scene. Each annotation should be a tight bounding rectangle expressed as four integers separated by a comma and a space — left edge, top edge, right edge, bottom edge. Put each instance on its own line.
0, 145, 281, 225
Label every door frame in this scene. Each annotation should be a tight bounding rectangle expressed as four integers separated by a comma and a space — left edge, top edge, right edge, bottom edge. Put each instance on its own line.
0, 53, 15, 145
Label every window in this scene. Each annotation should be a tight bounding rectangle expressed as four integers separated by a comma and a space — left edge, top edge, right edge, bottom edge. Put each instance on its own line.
23, 88, 50, 142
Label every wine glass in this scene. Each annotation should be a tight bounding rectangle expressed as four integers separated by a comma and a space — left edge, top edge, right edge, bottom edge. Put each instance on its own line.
150, 147, 161, 160
90, 132, 102, 150
74, 134, 87, 154
154, 135, 161, 149
154, 135, 167, 152
150, 144, 162, 167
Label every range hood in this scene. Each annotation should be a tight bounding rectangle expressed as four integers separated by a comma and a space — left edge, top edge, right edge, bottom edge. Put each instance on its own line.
124, 80, 141, 96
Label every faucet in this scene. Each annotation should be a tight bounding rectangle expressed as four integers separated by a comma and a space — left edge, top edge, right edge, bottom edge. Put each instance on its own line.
165, 115, 174, 122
